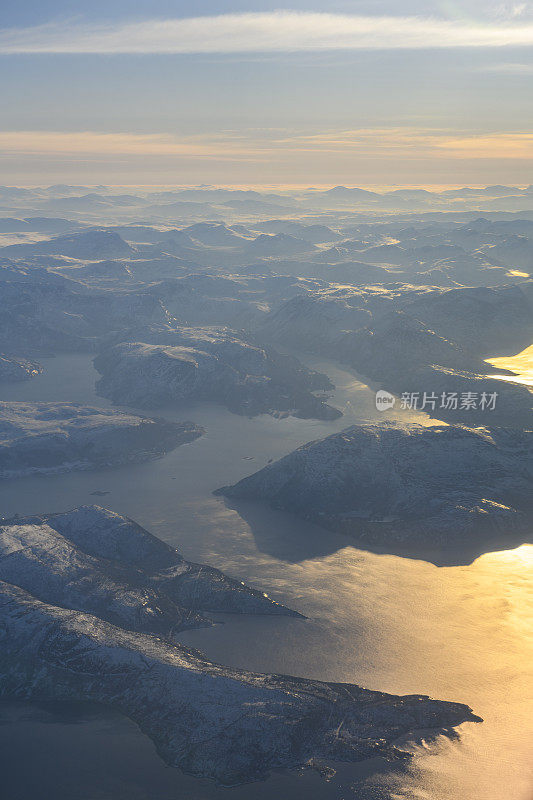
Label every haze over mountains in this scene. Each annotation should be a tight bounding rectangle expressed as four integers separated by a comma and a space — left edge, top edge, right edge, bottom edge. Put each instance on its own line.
3, 184, 533, 221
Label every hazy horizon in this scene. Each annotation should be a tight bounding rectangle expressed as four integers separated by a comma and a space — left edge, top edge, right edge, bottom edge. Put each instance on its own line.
3, 181, 533, 190
2, 2, 533, 185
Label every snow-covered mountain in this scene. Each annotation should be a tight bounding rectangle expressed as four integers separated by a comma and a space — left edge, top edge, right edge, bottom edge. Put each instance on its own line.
244, 232, 317, 258
95, 327, 341, 419
0, 402, 202, 478
0, 229, 135, 260
258, 283, 432, 350
0, 506, 295, 639
216, 422, 533, 545
254, 220, 342, 243
0, 507, 479, 785
0, 264, 171, 356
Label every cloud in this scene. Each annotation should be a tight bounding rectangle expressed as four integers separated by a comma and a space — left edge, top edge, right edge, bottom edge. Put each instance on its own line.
278, 128, 533, 159
0, 131, 256, 161
491, 2, 532, 18
436, 132, 533, 157
2, 128, 533, 162
480, 61, 533, 72
3, 127, 532, 185
3, 12, 533, 54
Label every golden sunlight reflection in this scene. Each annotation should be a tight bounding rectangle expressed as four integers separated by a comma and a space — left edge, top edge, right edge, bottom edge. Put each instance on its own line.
486, 344, 533, 387
487, 543, 533, 569
471, 545, 533, 641
178, 522, 533, 800
507, 270, 530, 278
395, 543, 533, 800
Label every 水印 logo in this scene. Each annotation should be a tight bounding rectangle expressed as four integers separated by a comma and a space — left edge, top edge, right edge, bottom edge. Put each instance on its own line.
375, 390, 396, 411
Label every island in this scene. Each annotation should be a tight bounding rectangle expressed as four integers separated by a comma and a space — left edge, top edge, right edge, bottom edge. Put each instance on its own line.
0, 401, 202, 479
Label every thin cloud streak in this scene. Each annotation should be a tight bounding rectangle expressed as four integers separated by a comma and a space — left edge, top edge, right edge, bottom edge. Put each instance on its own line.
0, 131, 232, 156
480, 62, 533, 72
3, 12, 533, 54
2, 129, 533, 161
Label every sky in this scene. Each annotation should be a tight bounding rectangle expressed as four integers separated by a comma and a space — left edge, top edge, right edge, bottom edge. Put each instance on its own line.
1, 1, 533, 187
